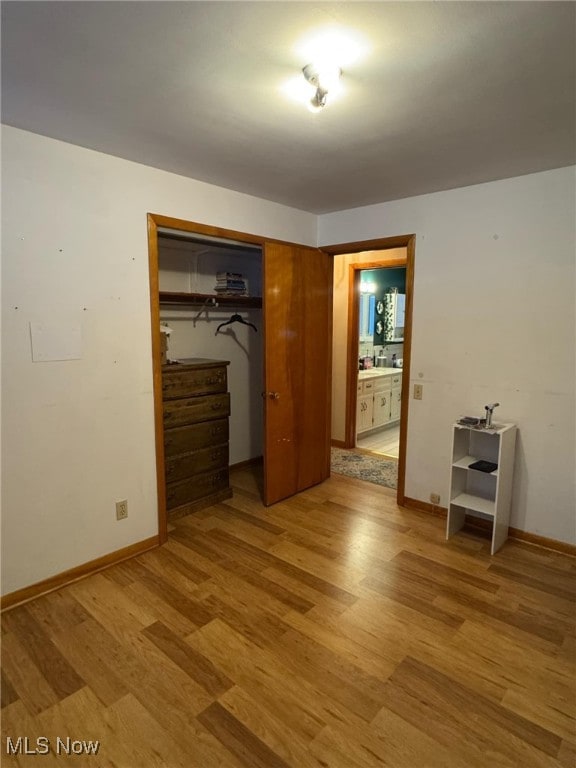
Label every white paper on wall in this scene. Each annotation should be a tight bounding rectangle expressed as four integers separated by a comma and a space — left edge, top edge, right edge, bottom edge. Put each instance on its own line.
30, 322, 82, 362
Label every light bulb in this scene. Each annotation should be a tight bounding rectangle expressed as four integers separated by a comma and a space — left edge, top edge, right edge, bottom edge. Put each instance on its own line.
302, 63, 341, 110
315, 64, 341, 92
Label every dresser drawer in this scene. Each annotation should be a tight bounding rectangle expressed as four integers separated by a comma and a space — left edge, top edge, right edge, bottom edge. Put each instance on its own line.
391, 373, 402, 389
166, 468, 229, 510
162, 365, 227, 400
164, 393, 230, 428
164, 418, 229, 457
165, 444, 229, 483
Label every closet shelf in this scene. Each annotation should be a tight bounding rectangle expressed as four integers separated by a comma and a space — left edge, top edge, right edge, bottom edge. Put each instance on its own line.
159, 291, 262, 308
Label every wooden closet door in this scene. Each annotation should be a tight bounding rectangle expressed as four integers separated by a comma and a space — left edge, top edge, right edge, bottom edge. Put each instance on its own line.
263, 242, 332, 505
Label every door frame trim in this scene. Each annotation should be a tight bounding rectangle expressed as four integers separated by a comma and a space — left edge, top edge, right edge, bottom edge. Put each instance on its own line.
321, 235, 416, 506
347, 256, 407, 446
147, 214, 167, 543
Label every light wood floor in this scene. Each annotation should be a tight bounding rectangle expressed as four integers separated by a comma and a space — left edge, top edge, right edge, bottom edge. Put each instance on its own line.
357, 425, 400, 458
2, 467, 575, 767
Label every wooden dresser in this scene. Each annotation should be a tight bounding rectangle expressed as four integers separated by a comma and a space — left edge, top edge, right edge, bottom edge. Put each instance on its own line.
162, 358, 232, 517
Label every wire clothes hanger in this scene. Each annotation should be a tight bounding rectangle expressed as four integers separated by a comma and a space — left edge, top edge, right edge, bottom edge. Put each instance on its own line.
216, 313, 258, 334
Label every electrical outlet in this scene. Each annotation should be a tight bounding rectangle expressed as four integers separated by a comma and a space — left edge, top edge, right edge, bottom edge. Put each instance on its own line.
116, 500, 128, 520
430, 493, 441, 505
413, 383, 423, 400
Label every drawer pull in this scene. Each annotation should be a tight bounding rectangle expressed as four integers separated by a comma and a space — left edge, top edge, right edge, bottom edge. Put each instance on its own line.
211, 402, 224, 410
210, 426, 224, 435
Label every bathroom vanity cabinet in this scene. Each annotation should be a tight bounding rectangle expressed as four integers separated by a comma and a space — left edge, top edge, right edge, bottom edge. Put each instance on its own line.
357, 380, 374, 432
357, 370, 402, 435
446, 422, 517, 554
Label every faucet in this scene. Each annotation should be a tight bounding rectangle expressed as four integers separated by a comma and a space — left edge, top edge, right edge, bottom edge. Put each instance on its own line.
484, 402, 500, 428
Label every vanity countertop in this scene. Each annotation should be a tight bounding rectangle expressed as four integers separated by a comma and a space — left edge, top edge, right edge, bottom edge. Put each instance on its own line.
358, 368, 402, 380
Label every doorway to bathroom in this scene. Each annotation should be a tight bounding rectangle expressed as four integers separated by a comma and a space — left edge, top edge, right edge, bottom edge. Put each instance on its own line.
325, 235, 415, 506
356, 265, 406, 459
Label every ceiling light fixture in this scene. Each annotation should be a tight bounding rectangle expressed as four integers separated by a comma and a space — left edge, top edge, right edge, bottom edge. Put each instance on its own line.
302, 62, 341, 111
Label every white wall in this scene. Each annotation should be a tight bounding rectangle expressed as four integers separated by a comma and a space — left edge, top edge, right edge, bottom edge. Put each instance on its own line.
1, 125, 316, 595
320, 167, 576, 544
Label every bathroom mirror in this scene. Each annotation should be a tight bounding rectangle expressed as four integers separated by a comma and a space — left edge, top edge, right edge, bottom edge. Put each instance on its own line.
359, 292, 376, 342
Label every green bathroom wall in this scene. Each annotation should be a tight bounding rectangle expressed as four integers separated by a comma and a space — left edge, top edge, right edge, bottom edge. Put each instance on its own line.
361, 267, 406, 295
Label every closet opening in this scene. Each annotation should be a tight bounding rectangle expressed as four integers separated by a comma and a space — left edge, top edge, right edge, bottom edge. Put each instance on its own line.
150, 220, 265, 539
158, 229, 263, 457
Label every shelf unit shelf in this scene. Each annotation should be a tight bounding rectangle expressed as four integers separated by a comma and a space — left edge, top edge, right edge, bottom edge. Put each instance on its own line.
450, 492, 495, 517
452, 455, 499, 477
159, 291, 262, 308
446, 421, 517, 555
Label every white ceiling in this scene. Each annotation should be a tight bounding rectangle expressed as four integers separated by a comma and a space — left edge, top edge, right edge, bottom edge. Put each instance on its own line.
2, 1, 575, 214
